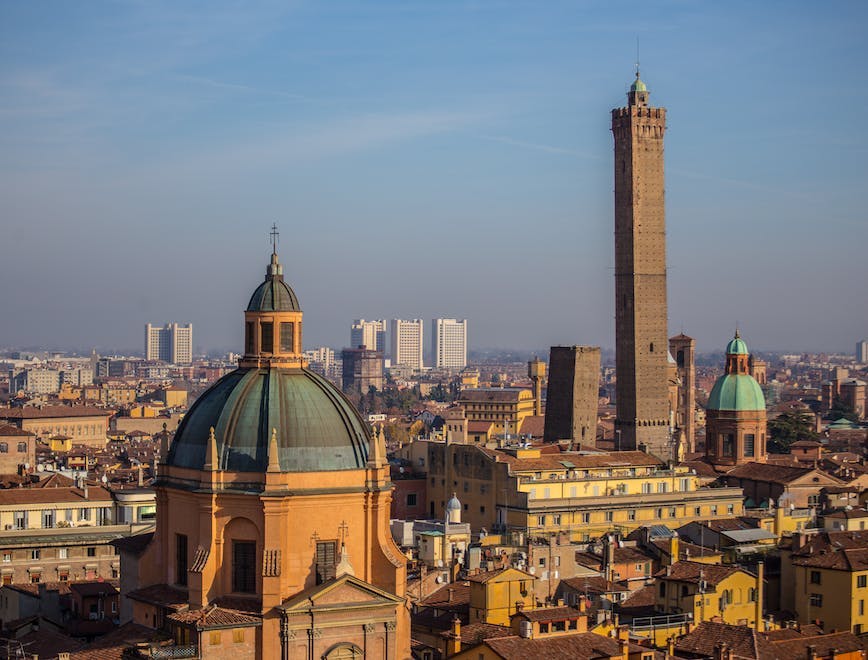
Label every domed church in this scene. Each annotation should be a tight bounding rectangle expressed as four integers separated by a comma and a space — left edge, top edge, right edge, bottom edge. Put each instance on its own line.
704, 331, 768, 468
124, 243, 410, 660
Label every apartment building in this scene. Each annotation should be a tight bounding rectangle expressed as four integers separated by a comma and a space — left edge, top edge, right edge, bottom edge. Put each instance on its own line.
432, 318, 468, 369
391, 318, 424, 369
144, 323, 193, 364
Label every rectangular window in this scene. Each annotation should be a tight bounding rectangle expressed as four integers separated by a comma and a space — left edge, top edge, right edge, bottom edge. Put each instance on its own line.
260, 322, 273, 353
858, 575, 867, 588
552, 514, 561, 525
861, 600, 865, 616
406, 493, 417, 507
233, 629, 245, 644
279, 322, 294, 352
31, 550, 40, 560
581, 513, 590, 524
727, 504, 734, 515
710, 506, 718, 516
744, 434, 755, 457
694, 506, 701, 516
233, 541, 257, 593
809, 593, 823, 608
176, 534, 188, 587
315, 541, 337, 585
2, 553, 10, 563
14, 512, 26, 530
655, 508, 663, 518
58, 547, 68, 560
810, 571, 821, 585
628, 510, 636, 521
537, 515, 546, 527
209, 631, 221, 646
87, 547, 96, 557
642, 483, 652, 494
605, 511, 613, 522
245, 322, 255, 354
42, 511, 54, 528
669, 508, 676, 518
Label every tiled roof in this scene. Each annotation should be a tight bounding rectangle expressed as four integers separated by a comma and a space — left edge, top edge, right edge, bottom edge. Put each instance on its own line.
70, 622, 169, 660
656, 561, 750, 586
0, 406, 112, 419
559, 576, 627, 594
514, 605, 585, 622
771, 631, 866, 659
0, 424, 34, 437
442, 621, 511, 646
111, 532, 153, 556
466, 568, 533, 584
459, 389, 527, 403
725, 462, 837, 485
0, 485, 113, 505
167, 605, 261, 629
481, 632, 644, 660
69, 581, 119, 597
419, 581, 471, 609
480, 448, 663, 472
792, 546, 868, 571
126, 584, 189, 611
674, 621, 774, 659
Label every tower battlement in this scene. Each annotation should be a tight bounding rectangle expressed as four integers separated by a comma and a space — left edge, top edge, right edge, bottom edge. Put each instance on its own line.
611, 106, 666, 120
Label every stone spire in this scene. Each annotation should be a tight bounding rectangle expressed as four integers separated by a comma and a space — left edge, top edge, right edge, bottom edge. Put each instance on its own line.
267, 427, 281, 473
204, 427, 219, 471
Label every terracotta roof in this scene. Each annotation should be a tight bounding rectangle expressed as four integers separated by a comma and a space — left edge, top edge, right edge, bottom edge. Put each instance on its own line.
69, 581, 119, 597
70, 622, 169, 660
0, 424, 34, 437
792, 546, 868, 571
442, 621, 511, 646
513, 605, 585, 622
824, 508, 868, 519
0, 406, 112, 419
126, 583, 189, 611
167, 605, 261, 629
559, 576, 627, 595
480, 448, 663, 472
466, 568, 533, 584
468, 421, 494, 433
459, 389, 528, 403
0, 485, 113, 505
771, 631, 866, 659
518, 415, 545, 437
6, 625, 84, 658
419, 581, 471, 609
674, 621, 774, 659
656, 561, 750, 587
726, 462, 840, 485
111, 531, 153, 556
480, 632, 645, 660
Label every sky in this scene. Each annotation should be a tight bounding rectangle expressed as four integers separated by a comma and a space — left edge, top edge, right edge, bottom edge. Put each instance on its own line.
1, 1, 866, 357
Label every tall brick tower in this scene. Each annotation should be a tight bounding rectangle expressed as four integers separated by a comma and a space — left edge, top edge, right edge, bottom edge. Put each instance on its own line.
612, 70, 671, 458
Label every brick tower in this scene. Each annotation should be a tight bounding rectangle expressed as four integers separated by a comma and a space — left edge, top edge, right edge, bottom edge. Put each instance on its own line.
612, 71, 671, 458
669, 333, 696, 453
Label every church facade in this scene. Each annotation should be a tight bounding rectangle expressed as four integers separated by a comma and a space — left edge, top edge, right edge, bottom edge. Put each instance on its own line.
122, 245, 410, 660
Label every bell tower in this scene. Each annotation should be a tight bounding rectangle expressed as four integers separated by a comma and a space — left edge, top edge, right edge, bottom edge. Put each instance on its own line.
612, 70, 671, 458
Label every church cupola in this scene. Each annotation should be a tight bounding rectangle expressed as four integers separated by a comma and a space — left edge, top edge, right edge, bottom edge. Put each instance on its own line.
724, 330, 751, 376
240, 225, 305, 368
627, 70, 649, 107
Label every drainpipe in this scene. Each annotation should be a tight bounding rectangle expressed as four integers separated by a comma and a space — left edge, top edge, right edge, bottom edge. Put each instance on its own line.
755, 561, 764, 632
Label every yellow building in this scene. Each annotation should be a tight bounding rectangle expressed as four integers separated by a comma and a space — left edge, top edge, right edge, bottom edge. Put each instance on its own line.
0, 406, 110, 448
159, 386, 188, 408
467, 567, 536, 626
413, 441, 745, 541
656, 561, 762, 628
457, 388, 535, 435
48, 434, 73, 452
785, 531, 868, 634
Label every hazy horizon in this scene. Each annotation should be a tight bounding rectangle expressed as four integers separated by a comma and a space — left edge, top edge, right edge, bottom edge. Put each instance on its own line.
1, 2, 866, 356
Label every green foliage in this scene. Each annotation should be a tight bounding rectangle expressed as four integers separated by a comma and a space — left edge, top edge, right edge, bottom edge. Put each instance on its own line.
767, 411, 818, 454
829, 397, 859, 424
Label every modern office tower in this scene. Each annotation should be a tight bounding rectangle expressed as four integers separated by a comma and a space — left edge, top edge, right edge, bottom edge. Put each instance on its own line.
612, 70, 671, 457
144, 323, 193, 364
543, 346, 600, 445
341, 346, 385, 392
431, 318, 468, 369
858, 340, 868, 363
669, 333, 696, 454
350, 319, 387, 352
390, 319, 424, 369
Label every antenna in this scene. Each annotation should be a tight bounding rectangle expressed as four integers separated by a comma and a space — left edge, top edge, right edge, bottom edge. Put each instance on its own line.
635, 37, 640, 78
269, 223, 280, 254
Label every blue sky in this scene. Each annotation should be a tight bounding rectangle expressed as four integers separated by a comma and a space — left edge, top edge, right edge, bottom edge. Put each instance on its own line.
1, 1, 866, 355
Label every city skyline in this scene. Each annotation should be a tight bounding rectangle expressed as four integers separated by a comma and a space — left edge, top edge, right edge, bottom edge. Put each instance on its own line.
1, 2, 866, 355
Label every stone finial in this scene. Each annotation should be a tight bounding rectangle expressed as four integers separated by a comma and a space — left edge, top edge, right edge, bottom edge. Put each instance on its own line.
367, 424, 386, 469
204, 426, 219, 471
267, 427, 281, 473
335, 542, 355, 577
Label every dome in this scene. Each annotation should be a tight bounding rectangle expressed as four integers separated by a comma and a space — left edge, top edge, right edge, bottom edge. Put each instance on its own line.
246, 252, 300, 312
446, 494, 462, 511
630, 76, 647, 92
706, 374, 766, 412
726, 334, 749, 355
167, 367, 370, 472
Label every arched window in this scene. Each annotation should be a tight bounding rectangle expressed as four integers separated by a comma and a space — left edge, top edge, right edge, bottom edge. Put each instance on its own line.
323, 643, 363, 659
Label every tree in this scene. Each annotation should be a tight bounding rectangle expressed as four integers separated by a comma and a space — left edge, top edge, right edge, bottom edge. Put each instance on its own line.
829, 397, 859, 424
767, 411, 819, 454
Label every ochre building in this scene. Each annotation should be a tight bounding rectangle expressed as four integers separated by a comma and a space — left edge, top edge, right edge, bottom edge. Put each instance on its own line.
123, 247, 410, 660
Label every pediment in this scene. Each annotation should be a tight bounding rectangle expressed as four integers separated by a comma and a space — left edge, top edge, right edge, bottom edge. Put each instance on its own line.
281, 574, 403, 613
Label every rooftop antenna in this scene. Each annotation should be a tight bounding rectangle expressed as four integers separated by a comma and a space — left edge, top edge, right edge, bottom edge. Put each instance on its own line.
270, 223, 279, 254
635, 36, 640, 78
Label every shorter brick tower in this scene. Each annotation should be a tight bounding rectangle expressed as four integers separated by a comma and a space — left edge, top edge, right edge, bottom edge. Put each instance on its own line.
543, 346, 600, 446
705, 332, 767, 468
669, 333, 696, 453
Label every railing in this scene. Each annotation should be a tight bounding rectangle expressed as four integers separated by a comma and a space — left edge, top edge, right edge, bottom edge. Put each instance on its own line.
150, 645, 198, 659
631, 612, 692, 631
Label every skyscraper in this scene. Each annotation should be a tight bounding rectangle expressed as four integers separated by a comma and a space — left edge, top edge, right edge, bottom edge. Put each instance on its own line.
144, 323, 193, 364
390, 319, 424, 370
612, 71, 671, 457
857, 340, 868, 364
350, 319, 387, 352
431, 318, 468, 369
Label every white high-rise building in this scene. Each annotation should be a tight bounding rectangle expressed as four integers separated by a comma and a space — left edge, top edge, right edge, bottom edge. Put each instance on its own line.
858, 340, 868, 364
432, 318, 468, 369
145, 323, 193, 364
350, 319, 387, 352
390, 319, 424, 370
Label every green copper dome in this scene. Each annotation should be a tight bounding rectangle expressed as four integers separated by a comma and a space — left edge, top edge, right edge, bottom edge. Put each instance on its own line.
167, 367, 370, 472
630, 76, 647, 92
726, 335, 749, 355
707, 374, 766, 412
246, 251, 300, 312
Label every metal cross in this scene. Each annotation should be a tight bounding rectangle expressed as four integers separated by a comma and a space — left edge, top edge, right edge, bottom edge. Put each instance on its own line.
270, 223, 279, 253
309, 530, 321, 546
338, 520, 350, 545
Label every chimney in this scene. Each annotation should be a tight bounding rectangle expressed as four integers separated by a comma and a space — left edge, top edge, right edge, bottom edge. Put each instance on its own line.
666, 636, 676, 657
755, 561, 764, 632
616, 624, 629, 641
713, 643, 728, 660
83, 480, 89, 500
448, 587, 454, 603
618, 638, 628, 660
806, 645, 817, 660
668, 532, 680, 566
446, 615, 461, 656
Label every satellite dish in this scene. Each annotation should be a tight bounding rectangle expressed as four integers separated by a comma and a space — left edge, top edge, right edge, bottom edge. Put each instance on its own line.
101, 475, 108, 484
